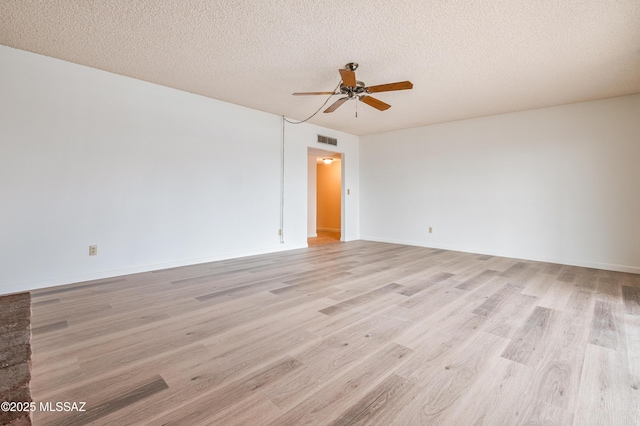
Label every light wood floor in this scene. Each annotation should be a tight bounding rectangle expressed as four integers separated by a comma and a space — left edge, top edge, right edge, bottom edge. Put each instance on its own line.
29, 241, 640, 425
307, 230, 341, 246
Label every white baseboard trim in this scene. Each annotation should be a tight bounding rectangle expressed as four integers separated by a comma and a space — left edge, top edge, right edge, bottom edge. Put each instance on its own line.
6, 237, 637, 296
317, 227, 341, 233
358, 236, 640, 275
2, 243, 307, 295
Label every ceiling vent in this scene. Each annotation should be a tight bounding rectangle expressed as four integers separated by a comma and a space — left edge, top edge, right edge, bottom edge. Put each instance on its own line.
317, 134, 338, 146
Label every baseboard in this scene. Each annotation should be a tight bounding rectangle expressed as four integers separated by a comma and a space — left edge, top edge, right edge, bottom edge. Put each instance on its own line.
358, 236, 640, 275
2, 243, 308, 296
317, 227, 341, 233
6, 237, 637, 296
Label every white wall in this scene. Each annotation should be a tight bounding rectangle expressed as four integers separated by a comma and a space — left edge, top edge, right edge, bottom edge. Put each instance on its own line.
0, 46, 360, 294
307, 155, 317, 237
360, 94, 640, 273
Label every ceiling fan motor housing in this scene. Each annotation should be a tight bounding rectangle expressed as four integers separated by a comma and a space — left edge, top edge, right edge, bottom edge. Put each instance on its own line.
340, 81, 366, 94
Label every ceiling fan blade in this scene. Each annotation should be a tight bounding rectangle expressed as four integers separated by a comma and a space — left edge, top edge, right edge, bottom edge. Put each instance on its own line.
339, 68, 357, 87
324, 97, 349, 113
360, 95, 391, 111
366, 81, 413, 93
292, 91, 336, 96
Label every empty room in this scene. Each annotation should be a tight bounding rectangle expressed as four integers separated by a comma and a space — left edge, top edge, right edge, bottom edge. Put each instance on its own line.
1, 1, 639, 425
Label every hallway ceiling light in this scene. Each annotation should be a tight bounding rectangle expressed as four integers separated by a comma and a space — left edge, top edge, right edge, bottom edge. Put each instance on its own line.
323, 158, 333, 164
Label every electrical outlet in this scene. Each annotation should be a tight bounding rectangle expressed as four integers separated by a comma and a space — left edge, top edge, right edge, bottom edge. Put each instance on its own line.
89, 245, 97, 256
429, 227, 433, 234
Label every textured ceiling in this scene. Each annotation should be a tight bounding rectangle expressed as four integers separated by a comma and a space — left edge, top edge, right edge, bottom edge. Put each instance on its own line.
2, 0, 640, 135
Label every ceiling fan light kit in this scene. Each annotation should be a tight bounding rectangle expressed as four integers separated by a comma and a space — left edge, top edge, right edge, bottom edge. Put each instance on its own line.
293, 62, 413, 115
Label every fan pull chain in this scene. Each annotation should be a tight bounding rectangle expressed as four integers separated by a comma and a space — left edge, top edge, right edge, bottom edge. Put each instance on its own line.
356, 97, 358, 118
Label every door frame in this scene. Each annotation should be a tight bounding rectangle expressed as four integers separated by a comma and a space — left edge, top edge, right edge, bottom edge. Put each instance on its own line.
307, 147, 344, 242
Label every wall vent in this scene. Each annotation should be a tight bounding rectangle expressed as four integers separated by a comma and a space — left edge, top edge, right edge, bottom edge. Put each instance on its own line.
317, 134, 338, 146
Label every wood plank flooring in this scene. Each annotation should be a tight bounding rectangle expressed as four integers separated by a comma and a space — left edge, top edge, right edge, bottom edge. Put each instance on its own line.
307, 230, 341, 247
28, 241, 640, 425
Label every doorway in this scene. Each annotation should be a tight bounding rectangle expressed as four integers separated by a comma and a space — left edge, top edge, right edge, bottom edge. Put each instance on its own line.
307, 148, 342, 246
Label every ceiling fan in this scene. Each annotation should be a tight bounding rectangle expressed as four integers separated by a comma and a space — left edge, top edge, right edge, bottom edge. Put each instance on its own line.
293, 62, 413, 114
